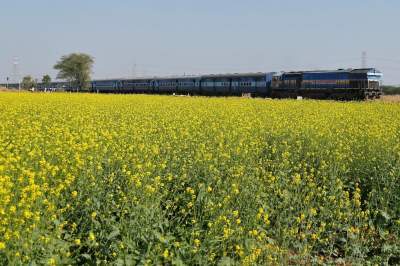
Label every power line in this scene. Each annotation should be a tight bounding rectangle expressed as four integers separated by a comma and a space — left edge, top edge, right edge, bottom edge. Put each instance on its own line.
368, 57, 400, 64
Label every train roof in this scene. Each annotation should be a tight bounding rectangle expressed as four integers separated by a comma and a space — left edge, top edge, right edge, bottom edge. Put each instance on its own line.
283, 68, 381, 74
4, 69, 382, 87
201, 72, 274, 79
92, 72, 276, 82
89, 69, 382, 83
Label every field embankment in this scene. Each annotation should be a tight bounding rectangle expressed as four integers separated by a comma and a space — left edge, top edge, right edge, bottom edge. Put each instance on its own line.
0, 87, 21, 92
381, 95, 400, 103
0, 93, 399, 265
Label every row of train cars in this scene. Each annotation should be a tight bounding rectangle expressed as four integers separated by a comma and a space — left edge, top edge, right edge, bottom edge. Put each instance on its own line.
2, 68, 383, 100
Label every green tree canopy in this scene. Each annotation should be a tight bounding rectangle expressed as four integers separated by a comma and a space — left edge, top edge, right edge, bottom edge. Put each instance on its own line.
42, 75, 52, 88
54, 53, 94, 91
21, 76, 36, 90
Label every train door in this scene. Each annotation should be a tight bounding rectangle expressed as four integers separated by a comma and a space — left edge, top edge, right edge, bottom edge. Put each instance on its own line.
271, 75, 281, 89
231, 79, 239, 95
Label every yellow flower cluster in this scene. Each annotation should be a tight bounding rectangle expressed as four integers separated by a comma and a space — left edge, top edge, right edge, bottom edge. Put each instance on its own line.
0, 93, 399, 265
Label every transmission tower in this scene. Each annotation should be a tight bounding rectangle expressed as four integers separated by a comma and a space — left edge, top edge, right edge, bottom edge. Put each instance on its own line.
12, 56, 20, 84
361, 51, 367, 68
132, 63, 136, 78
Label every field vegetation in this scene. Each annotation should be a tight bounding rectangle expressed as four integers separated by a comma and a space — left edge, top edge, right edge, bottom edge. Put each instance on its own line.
0, 93, 399, 265
382, 85, 400, 95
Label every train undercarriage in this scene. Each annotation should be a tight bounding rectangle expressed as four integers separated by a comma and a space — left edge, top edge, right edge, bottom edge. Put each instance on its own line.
270, 88, 382, 100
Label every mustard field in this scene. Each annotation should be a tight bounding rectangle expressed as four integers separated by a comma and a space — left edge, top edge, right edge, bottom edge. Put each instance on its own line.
0, 93, 399, 265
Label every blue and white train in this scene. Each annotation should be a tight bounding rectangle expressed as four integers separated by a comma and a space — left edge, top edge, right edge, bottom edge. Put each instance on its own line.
90, 68, 382, 100
1, 68, 382, 100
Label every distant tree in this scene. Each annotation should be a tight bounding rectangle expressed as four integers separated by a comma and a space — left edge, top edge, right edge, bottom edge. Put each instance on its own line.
54, 53, 94, 91
21, 76, 36, 90
42, 74, 52, 88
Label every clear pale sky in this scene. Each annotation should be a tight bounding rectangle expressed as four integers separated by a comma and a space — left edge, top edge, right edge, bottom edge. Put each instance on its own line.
1, 0, 399, 84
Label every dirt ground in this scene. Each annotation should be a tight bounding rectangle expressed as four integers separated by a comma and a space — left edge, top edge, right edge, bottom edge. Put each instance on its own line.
1, 87, 399, 103
380, 95, 400, 103
0, 87, 20, 92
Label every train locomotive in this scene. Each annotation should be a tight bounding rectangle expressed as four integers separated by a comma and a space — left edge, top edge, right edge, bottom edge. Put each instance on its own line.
1, 68, 382, 100
271, 68, 382, 99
